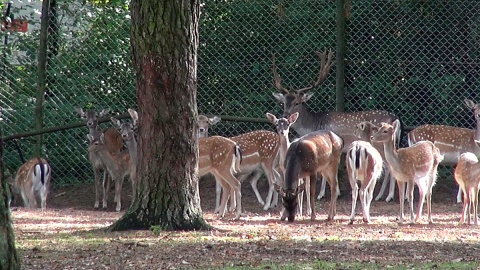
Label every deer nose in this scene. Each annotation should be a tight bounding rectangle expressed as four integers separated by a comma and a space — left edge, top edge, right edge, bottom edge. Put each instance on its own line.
199, 128, 205, 133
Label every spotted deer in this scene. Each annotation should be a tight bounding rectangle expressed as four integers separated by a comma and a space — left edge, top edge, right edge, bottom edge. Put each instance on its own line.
87, 133, 132, 212
111, 109, 138, 200
274, 130, 343, 222
346, 140, 383, 224
371, 120, 443, 224
408, 99, 480, 203
13, 157, 51, 210
271, 50, 400, 201
198, 115, 221, 139
266, 112, 311, 216
199, 136, 243, 219
453, 141, 480, 225
76, 107, 123, 209
354, 121, 396, 202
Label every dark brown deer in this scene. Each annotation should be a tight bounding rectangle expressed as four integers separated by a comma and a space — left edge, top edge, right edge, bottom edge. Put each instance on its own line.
274, 130, 343, 222
271, 51, 400, 201
371, 120, 443, 224
408, 99, 480, 203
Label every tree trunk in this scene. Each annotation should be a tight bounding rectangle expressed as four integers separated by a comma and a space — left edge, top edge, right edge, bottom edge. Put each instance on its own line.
110, 0, 209, 231
0, 129, 21, 269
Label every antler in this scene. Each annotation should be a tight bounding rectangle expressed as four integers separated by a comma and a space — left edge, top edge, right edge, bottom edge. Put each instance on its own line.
272, 53, 289, 94
295, 49, 334, 94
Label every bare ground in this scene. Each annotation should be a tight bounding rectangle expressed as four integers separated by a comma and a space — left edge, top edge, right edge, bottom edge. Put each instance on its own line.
11, 175, 480, 269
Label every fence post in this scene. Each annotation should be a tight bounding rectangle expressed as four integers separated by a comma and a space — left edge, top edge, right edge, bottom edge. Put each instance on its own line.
33, 0, 50, 157
335, 0, 347, 112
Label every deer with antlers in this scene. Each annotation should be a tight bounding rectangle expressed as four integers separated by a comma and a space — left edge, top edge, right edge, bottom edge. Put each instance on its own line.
12, 157, 52, 210
271, 50, 400, 202
408, 99, 480, 203
274, 130, 343, 222
76, 107, 123, 209
454, 144, 480, 226
371, 120, 443, 224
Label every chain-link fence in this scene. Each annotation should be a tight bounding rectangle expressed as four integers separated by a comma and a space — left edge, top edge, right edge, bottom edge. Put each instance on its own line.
1, 0, 480, 190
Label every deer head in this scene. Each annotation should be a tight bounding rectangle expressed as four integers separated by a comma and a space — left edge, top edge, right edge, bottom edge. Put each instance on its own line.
271, 50, 334, 118
75, 107, 111, 129
274, 182, 306, 222
197, 115, 221, 138
266, 112, 299, 138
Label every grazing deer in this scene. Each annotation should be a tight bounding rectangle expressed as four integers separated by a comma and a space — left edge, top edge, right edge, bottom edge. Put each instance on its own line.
111, 109, 138, 200
87, 133, 132, 212
266, 112, 311, 216
346, 140, 383, 224
76, 107, 123, 209
13, 157, 51, 210
275, 130, 343, 222
354, 121, 396, 202
371, 120, 443, 224
453, 143, 480, 225
199, 136, 243, 219
408, 99, 480, 203
271, 50, 400, 202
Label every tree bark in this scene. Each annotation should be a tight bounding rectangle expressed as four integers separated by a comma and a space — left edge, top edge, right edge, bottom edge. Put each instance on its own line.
110, 0, 209, 231
0, 129, 21, 269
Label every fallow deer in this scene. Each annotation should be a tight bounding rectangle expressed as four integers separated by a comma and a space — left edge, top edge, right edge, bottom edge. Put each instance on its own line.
199, 136, 243, 219
408, 99, 480, 203
271, 50, 400, 202
275, 130, 343, 222
75, 107, 123, 209
266, 112, 311, 216
453, 141, 480, 225
87, 133, 132, 212
13, 157, 51, 210
346, 140, 383, 224
198, 115, 221, 139
371, 120, 443, 224
111, 109, 138, 201
354, 121, 396, 202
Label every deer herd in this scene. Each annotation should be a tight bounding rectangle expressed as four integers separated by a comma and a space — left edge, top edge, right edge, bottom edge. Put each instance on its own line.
5, 50, 480, 226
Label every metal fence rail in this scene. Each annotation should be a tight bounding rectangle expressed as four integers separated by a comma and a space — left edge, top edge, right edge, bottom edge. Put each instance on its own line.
1, 0, 479, 190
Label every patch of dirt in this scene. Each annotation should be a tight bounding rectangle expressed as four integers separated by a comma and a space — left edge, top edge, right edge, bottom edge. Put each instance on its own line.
12, 175, 480, 269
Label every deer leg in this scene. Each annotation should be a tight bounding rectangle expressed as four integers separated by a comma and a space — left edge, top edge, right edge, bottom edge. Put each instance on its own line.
349, 180, 359, 224
460, 189, 468, 225
415, 180, 427, 223
309, 174, 317, 221
457, 186, 463, 204
40, 186, 48, 210
102, 170, 110, 209
365, 178, 377, 223
385, 171, 397, 202
262, 164, 277, 211
397, 181, 406, 224
213, 174, 230, 218
297, 178, 304, 217
114, 177, 124, 212
214, 180, 222, 213
93, 167, 102, 208
27, 187, 37, 209
375, 169, 390, 201
317, 176, 327, 200
305, 177, 312, 216
20, 190, 29, 208
242, 171, 265, 206
407, 181, 416, 224
473, 188, 478, 226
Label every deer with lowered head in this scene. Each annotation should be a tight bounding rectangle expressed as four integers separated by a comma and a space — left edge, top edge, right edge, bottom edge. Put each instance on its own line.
453, 140, 480, 225
271, 50, 401, 202
371, 120, 443, 224
266, 112, 311, 217
408, 99, 480, 204
12, 157, 52, 210
75, 107, 123, 209
274, 130, 343, 222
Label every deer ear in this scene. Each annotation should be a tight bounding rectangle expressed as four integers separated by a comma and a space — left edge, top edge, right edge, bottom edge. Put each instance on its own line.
266, 113, 277, 124
98, 109, 110, 117
208, 116, 221, 125
296, 182, 306, 194
274, 183, 285, 197
475, 140, 480, 148
86, 134, 94, 143
289, 112, 299, 124
111, 117, 121, 128
392, 119, 400, 131
465, 99, 476, 110
128, 109, 139, 127
300, 93, 314, 102
272, 93, 286, 103
75, 107, 84, 115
